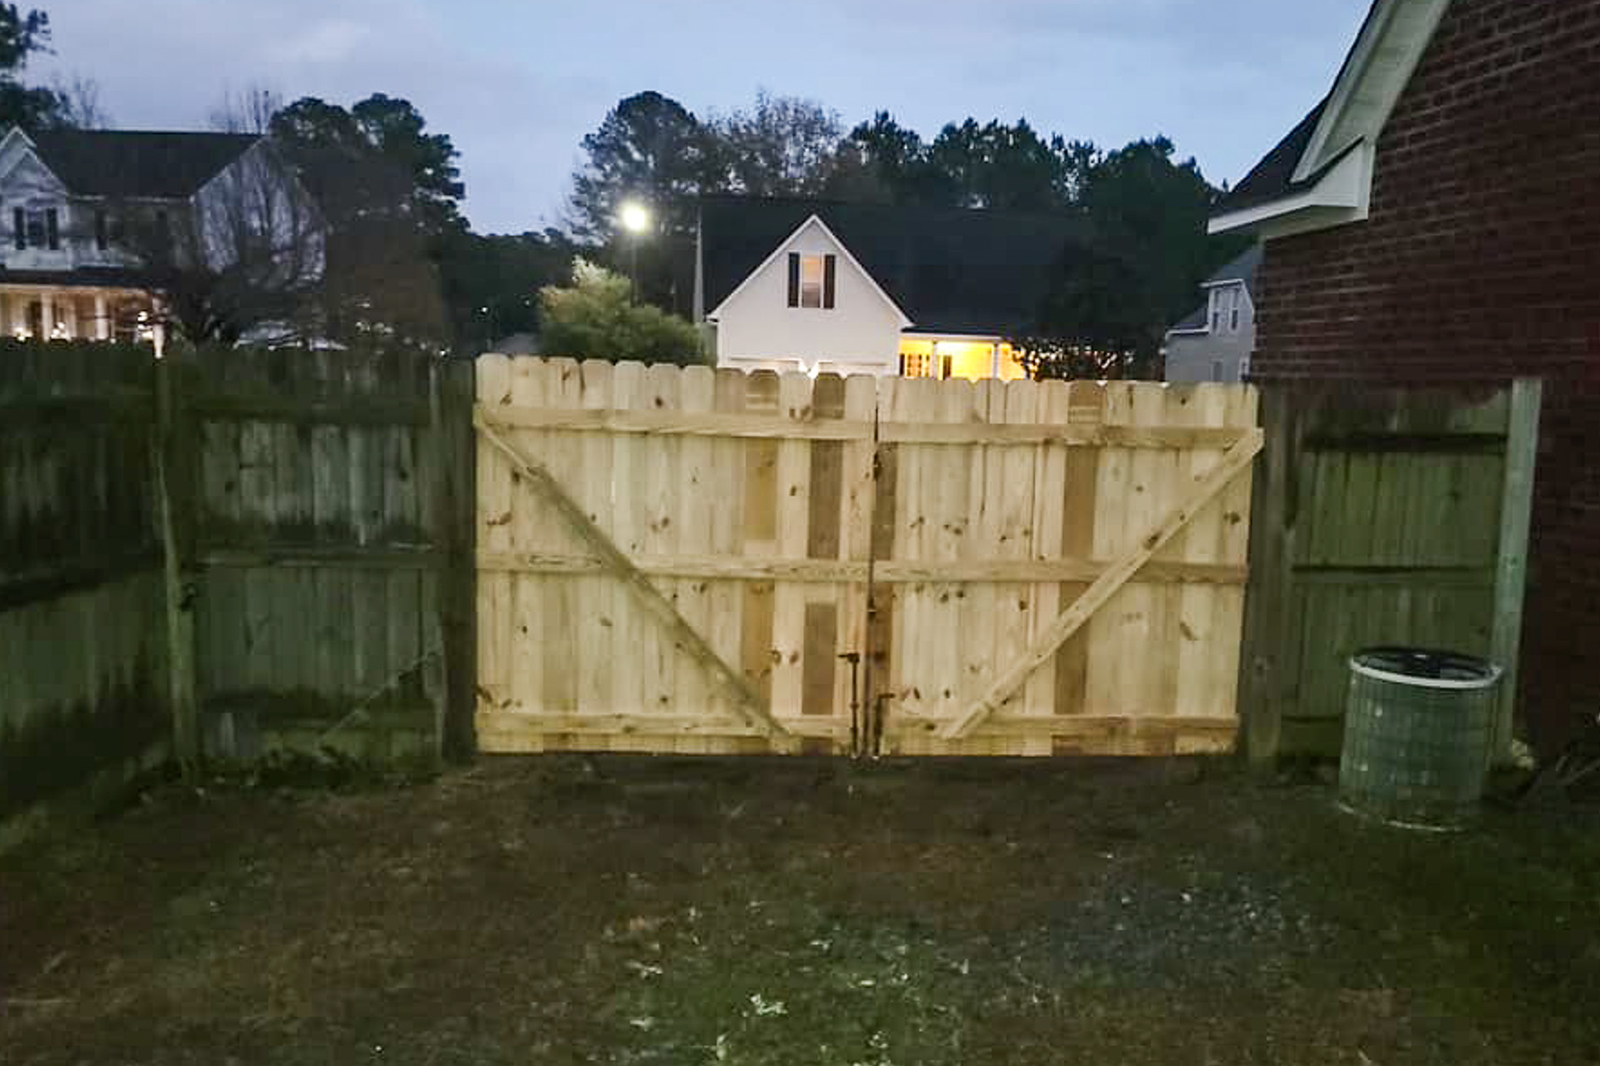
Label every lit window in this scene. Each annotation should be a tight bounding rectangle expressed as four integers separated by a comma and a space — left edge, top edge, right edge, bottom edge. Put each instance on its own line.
900, 350, 933, 378
799, 255, 824, 308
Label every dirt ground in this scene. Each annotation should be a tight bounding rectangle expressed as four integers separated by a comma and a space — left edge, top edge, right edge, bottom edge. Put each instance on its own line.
2, 756, 1598, 1066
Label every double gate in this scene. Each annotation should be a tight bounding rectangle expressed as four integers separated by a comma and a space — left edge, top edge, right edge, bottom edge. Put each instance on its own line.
473, 356, 1259, 757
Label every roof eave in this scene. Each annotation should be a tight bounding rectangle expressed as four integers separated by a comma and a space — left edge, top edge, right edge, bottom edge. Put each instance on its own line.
1292, 0, 1454, 183
1210, 142, 1372, 238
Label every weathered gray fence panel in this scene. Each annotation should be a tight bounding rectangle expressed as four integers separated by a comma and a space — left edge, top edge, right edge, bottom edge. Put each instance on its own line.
1, 341, 477, 821
179, 345, 457, 762
0, 343, 167, 818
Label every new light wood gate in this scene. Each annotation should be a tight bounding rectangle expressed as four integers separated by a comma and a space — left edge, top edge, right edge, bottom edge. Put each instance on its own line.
474, 356, 1260, 757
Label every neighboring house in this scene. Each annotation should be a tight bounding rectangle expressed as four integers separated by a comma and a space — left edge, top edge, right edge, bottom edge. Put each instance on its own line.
1210, 0, 1600, 748
0, 126, 321, 346
696, 196, 1081, 380
1163, 245, 1261, 383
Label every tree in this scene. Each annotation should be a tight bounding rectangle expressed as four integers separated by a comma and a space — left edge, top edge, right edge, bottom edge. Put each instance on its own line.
266, 93, 467, 346
438, 227, 577, 350
271, 93, 465, 234
567, 91, 721, 316
1015, 240, 1162, 380
0, 5, 63, 129
209, 85, 282, 135
826, 112, 941, 204
1016, 136, 1249, 379
708, 91, 842, 198
49, 74, 106, 127
926, 118, 1071, 211
539, 259, 703, 366
568, 91, 716, 244
118, 143, 326, 345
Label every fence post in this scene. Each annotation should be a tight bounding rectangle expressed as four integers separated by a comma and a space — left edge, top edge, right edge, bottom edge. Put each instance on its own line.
1489, 376, 1542, 764
435, 357, 478, 761
154, 354, 200, 775
1238, 385, 1297, 769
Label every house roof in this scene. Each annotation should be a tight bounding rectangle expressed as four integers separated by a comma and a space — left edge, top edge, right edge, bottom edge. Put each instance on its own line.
1212, 0, 1452, 228
1215, 101, 1328, 215
1203, 245, 1263, 295
700, 195, 1085, 337
1168, 305, 1209, 335
25, 129, 260, 199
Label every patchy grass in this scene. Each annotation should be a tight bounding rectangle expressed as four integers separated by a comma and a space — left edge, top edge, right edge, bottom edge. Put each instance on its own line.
2, 757, 1599, 1065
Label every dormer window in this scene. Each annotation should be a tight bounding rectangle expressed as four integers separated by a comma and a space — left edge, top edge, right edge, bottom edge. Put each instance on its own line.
786, 252, 836, 310
1209, 286, 1242, 335
799, 255, 824, 307
12, 206, 60, 250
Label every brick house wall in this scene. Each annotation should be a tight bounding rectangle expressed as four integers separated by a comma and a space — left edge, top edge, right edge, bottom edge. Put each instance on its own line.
1252, 0, 1600, 750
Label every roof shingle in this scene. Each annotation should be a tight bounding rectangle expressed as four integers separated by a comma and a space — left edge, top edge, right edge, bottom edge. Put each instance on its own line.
26, 129, 260, 199
700, 196, 1085, 337
1214, 101, 1327, 216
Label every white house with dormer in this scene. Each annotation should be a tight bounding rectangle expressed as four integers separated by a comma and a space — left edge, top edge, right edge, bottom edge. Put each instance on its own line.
0, 126, 320, 346
695, 196, 1084, 381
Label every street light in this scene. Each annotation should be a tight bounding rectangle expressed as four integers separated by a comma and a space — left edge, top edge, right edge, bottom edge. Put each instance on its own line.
619, 201, 650, 234
618, 200, 651, 303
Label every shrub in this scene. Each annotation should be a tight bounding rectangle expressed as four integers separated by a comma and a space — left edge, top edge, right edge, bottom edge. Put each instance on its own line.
538, 259, 704, 366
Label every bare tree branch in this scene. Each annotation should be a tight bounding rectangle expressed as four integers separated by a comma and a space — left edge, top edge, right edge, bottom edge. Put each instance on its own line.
111, 140, 326, 345
50, 74, 107, 128
209, 84, 283, 135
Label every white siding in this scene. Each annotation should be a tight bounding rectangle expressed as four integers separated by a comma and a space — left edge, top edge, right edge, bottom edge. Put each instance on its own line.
194, 142, 325, 282
1164, 282, 1257, 384
0, 154, 76, 271
710, 217, 907, 376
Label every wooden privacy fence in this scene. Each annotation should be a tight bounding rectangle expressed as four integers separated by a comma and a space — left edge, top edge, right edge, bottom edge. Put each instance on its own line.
173, 346, 475, 763
0, 344, 167, 818
473, 356, 1260, 757
1, 340, 476, 816
1240, 380, 1541, 763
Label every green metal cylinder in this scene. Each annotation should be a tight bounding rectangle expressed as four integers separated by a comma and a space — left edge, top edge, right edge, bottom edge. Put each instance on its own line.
1338, 648, 1501, 830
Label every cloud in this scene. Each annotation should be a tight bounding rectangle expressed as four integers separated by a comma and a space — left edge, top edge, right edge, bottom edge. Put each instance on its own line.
265, 19, 374, 65
33, 0, 1373, 232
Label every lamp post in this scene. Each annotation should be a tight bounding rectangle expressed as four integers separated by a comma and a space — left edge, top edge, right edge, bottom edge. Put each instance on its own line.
618, 200, 651, 303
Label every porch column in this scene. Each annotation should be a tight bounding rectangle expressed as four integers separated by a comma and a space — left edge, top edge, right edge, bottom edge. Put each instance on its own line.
94, 294, 109, 340
991, 342, 1001, 380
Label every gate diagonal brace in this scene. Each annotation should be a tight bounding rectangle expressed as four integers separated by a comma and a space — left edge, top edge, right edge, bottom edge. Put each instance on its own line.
940, 429, 1264, 741
476, 411, 792, 741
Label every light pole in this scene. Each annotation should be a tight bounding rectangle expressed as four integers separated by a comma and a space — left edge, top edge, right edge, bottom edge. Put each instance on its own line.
619, 200, 651, 304
479, 304, 495, 352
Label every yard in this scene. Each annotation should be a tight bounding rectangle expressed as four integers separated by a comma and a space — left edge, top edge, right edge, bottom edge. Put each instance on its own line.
3, 757, 1598, 1065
